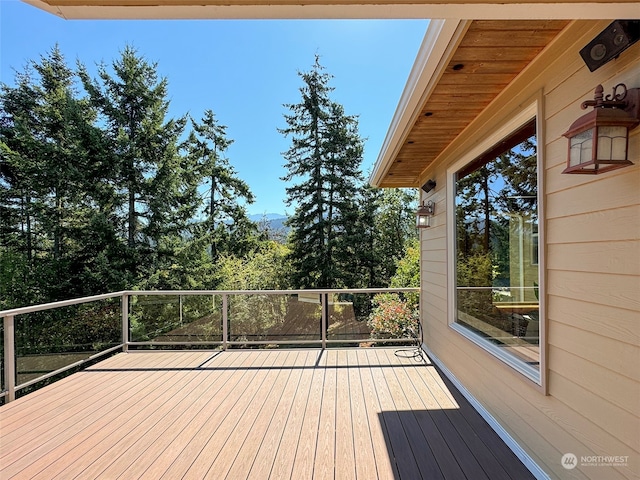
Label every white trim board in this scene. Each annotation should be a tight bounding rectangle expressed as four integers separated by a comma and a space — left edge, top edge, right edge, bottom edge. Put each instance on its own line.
24, 1, 640, 21
421, 343, 550, 480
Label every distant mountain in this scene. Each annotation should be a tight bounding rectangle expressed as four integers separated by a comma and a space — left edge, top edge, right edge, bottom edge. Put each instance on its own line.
249, 213, 290, 241
266, 217, 288, 233
248, 213, 288, 222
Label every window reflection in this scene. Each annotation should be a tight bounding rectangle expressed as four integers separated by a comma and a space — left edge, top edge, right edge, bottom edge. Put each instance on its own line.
454, 119, 540, 370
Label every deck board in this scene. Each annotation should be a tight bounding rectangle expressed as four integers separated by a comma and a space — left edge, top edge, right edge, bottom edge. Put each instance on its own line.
118, 351, 241, 479
0, 348, 536, 480
366, 348, 424, 480
391, 351, 467, 480
346, 349, 378, 480
312, 349, 337, 480
220, 350, 298, 479
266, 350, 317, 479
48, 352, 215, 479
179, 351, 281, 479
288, 351, 325, 480
2, 352, 202, 477
157, 350, 268, 479
377, 349, 445, 480
355, 349, 401, 480
245, 350, 307, 479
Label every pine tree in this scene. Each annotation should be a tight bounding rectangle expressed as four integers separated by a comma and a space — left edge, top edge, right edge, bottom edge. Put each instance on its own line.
0, 67, 39, 264
79, 46, 195, 280
186, 109, 256, 262
0, 67, 41, 307
1, 46, 118, 301
280, 56, 365, 288
80, 46, 172, 248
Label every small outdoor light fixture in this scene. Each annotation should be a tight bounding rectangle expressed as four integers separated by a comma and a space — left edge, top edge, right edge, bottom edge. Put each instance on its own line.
562, 83, 640, 174
416, 200, 435, 228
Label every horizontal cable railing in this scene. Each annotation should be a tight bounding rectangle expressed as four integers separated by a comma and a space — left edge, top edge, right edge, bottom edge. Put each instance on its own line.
1, 287, 419, 403
1, 292, 127, 403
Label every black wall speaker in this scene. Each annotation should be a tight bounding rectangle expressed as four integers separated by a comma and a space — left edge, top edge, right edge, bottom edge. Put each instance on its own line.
421, 179, 436, 193
579, 20, 640, 72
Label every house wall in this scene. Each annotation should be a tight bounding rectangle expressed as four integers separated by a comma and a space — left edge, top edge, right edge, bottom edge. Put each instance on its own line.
420, 21, 639, 479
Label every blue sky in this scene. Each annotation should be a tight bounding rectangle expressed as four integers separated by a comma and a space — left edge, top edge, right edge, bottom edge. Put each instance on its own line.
0, 1, 427, 215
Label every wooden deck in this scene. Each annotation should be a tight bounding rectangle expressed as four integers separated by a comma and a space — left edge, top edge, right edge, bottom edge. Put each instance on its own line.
0, 348, 535, 479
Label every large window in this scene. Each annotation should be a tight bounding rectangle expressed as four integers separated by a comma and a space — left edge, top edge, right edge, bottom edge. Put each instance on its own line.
452, 117, 541, 381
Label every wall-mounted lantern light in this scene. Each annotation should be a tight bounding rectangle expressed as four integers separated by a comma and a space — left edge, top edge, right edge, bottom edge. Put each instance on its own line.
562, 83, 639, 174
416, 200, 435, 228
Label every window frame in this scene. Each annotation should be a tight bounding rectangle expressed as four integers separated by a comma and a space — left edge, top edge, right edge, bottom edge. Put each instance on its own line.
446, 99, 546, 389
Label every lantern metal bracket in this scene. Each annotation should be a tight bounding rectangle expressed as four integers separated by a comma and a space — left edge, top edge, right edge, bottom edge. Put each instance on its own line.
581, 83, 640, 120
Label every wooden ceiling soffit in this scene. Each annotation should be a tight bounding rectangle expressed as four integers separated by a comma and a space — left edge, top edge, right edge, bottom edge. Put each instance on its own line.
378, 19, 569, 188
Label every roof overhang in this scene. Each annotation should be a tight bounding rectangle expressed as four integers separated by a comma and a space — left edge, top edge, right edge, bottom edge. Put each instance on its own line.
370, 10, 638, 188
370, 18, 581, 188
371, 18, 467, 187
22, 0, 640, 20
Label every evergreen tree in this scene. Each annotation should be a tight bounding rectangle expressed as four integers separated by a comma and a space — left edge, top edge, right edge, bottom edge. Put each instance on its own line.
78, 46, 194, 280
81, 47, 169, 246
0, 67, 40, 265
280, 56, 364, 288
1, 46, 120, 301
186, 110, 256, 262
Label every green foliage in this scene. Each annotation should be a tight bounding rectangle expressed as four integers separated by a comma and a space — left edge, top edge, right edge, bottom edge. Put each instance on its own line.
213, 241, 291, 290
280, 56, 365, 289
456, 252, 495, 320
128, 292, 225, 344
367, 293, 418, 338
390, 237, 420, 308
0, 45, 264, 309
0, 249, 33, 309
374, 188, 418, 282
16, 301, 121, 354
390, 237, 420, 288
0, 45, 422, 357
456, 252, 494, 287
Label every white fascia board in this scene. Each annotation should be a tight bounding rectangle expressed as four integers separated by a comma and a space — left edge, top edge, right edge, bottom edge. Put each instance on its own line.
370, 19, 467, 187
23, 0, 65, 17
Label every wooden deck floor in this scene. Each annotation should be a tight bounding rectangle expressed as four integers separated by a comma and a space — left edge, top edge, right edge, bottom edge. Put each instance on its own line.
0, 348, 535, 479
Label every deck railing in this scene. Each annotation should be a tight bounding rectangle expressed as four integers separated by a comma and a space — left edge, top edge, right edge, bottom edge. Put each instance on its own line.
1, 287, 418, 403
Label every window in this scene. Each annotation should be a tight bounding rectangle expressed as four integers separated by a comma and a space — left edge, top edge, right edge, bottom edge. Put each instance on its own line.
451, 116, 541, 382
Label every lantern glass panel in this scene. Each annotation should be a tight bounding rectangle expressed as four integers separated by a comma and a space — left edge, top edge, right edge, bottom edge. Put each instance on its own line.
416, 214, 430, 228
596, 125, 628, 161
569, 129, 593, 166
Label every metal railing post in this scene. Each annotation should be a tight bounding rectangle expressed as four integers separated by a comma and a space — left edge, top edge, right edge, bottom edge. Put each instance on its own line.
122, 293, 129, 353
4, 315, 16, 402
321, 293, 327, 349
179, 295, 183, 325
222, 294, 228, 351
